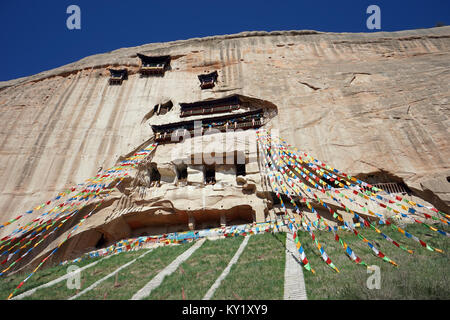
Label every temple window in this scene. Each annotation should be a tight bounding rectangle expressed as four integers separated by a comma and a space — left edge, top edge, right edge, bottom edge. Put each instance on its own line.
137, 53, 171, 76
108, 69, 128, 85
198, 71, 218, 89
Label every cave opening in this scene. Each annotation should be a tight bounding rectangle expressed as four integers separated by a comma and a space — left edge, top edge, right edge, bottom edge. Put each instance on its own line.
204, 165, 216, 185
149, 165, 161, 187
236, 163, 246, 177
95, 233, 107, 249
153, 101, 173, 116
176, 164, 188, 181
354, 171, 413, 195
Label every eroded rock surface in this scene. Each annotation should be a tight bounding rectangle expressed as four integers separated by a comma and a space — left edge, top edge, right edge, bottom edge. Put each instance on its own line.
1, 27, 449, 270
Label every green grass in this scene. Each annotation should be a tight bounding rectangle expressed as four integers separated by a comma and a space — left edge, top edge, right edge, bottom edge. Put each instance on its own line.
77, 241, 194, 300
147, 236, 244, 300
300, 223, 450, 299
2, 222, 449, 300
24, 249, 146, 300
0, 255, 103, 300
212, 232, 286, 300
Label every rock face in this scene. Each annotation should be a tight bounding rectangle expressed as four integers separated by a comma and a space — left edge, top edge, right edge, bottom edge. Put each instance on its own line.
0, 27, 449, 270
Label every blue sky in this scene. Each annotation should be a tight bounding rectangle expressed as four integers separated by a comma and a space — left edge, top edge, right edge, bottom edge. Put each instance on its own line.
0, 0, 448, 81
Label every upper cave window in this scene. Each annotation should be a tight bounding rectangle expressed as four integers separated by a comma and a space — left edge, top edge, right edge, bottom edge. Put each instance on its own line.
198, 71, 218, 89
149, 166, 161, 187
204, 165, 216, 185
176, 164, 188, 181
108, 69, 128, 85
137, 53, 171, 76
154, 101, 173, 116
236, 163, 246, 177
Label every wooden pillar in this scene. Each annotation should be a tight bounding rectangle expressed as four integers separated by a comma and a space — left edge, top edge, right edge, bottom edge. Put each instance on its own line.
220, 213, 227, 227
188, 213, 196, 231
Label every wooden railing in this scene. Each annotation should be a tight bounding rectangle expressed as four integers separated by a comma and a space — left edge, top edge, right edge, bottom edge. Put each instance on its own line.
200, 81, 215, 89
140, 66, 166, 75
109, 77, 124, 85
372, 182, 408, 194
154, 119, 263, 143
180, 104, 240, 118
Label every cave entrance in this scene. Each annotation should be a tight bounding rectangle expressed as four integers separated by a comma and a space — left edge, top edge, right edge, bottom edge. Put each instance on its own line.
176, 164, 188, 182
236, 163, 246, 177
149, 165, 161, 187
204, 165, 216, 185
95, 233, 107, 249
154, 101, 173, 116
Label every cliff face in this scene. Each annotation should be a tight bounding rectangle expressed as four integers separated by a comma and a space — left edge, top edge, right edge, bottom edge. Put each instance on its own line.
1, 27, 449, 267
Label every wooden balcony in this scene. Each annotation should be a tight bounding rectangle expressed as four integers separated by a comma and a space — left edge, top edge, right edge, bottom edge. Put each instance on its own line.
200, 81, 215, 89
140, 66, 166, 75
154, 119, 263, 143
137, 54, 171, 76
180, 104, 240, 118
198, 71, 218, 90
108, 69, 127, 85
109, 76, 124, 85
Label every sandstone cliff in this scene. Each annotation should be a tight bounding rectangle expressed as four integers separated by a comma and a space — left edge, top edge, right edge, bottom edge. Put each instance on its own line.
0, 27, 449, 269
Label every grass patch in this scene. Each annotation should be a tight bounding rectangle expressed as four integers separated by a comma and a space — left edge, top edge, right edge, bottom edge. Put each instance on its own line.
23, 250, 145, 300
212, 232, 286, 300
3, 221, 447, 300
301, 222, 450, 299
147, 236, 244, 300
78, 241, 194, 300
0, 255, 103, 300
